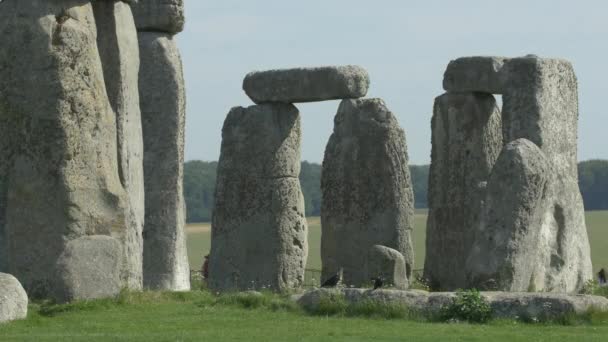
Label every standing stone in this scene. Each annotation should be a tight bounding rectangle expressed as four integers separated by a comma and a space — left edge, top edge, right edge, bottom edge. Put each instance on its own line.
243, 66, 370, 104
209, 104, 308, 292
466, 139, 550, 291
321, 98, 414, 287
139, 32, 190, 291
366, 245, 408, 290
424, 92, 503, 291
500, 57, 592, 292
0, 273, 28, 324
0, 0, 130, 301
93, 0, 145, 290
131, 0, 185, 34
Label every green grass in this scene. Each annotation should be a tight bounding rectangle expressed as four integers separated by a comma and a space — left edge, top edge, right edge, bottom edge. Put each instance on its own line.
2, 290, 608, 341
187, 210, 608, 273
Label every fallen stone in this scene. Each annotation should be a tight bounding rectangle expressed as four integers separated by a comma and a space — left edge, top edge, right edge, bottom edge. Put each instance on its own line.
93, 0, 145, 291
424, 92, 503, 290
52, 236, 122, 303
209, 103, 308, 292
443, 56, 509, 93
466, 139, 550, 291
131, 0, 185, 34
500, 57, 592, 292
139, 32, 190, 291
243, 65, 370, 104
297, 288, 608, 321
0, 0, 131, 300
321, 98, 414, 287
0, 273, 27, 324
366, 245, 408, 290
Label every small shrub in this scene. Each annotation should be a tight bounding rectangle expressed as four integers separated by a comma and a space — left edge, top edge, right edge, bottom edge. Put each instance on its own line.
441, 289, 492, 323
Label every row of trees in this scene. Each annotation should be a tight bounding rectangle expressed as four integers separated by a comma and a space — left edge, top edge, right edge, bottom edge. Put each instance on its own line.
183, 160, 608, 223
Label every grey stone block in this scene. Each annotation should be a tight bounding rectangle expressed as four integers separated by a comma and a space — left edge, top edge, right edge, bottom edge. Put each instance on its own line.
0, 273, 27, 324
131, 0, 184, 34
424, 92, 503, 290
209, 103, 308, 292
243, 65, 369, 104
366, 245, 408, 290
139, 32, 190, 291
443, 56, 509, 94
321, 99, 414, 287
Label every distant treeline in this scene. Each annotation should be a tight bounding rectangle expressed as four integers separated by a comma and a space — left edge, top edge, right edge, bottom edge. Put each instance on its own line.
183, 160, 608, 223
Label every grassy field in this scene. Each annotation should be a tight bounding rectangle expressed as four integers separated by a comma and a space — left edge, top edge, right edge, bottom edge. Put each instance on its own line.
1, 290, 608, 341
187, 211, 608, 273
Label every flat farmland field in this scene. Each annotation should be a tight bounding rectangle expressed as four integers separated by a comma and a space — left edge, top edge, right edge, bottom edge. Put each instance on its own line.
187, 210, 608, 273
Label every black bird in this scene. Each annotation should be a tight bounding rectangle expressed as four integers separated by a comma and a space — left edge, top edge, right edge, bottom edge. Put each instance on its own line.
322, 272, 341, 288
599, 268, 607, 285
372, 277, 384, 290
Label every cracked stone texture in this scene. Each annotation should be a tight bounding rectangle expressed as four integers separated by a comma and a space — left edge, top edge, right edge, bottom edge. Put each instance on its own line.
366, 245, 409, 290
500, 57, 592, 292
424, 92, 503, 291
139, 32, 190, 291
466, 139, 550, 291
0, 0, 131, 301
131, 0, 185, 34
243, 65, 370, 104
0, 273, 28, 323
93, 0, 144, 291
321, 99, 414, 287
209, 103, 308, 292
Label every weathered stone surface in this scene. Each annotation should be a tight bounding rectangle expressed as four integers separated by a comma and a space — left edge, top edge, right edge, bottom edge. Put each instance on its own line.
500, 57, 592, 292
0, 0, 131, 300
297, 288, 608, 320
366, 245, 408, 290
321, 99, 414, 287
52, 236, 122, 303
443, 56, 509, 93
139, 32, 190, 291
424, 93, 503, 290
94, 0, 144, 291
209, 103, 308, 292
466, 139, 550, 291
0, 273, 27, 324
131, 0, 185, 34
243, 65, 370, 104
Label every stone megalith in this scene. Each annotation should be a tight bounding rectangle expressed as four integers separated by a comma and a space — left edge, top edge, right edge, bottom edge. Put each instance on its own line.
321, 98, 414, 287
423, 92, 503, 290
500, 57, 592, 292
0, 273, 28, 324
466, 139, 550, 291
243, 66, 370, 104
209, 104, 308, 292
93, 0, 145, 290
0, 0, 131, 301
131, 0, 185, 34
138, 32, 190, 291
366, 245, 408, 290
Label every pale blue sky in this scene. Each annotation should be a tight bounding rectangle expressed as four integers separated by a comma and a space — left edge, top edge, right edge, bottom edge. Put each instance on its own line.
178, 0, 608, 164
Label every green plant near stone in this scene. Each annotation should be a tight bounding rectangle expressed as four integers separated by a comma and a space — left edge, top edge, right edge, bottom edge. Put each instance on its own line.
441, 289, 493, 323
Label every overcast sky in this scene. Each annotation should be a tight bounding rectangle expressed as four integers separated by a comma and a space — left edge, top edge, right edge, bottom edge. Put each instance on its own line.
177, 0, 608, 165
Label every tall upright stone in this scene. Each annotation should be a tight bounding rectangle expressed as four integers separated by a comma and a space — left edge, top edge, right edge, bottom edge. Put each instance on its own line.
209, 104, 308, 292
424, 92, 503, 290
138, 32, 190, 291
499, 57, 592, 292
466, 139, 550, 291
93, 0, 145, 290
0, 0, 130, 301
321, 98, 414, 287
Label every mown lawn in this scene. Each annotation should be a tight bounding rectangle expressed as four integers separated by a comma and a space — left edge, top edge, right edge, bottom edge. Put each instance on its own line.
1, 291, 607, 341
187, 211, 608, 273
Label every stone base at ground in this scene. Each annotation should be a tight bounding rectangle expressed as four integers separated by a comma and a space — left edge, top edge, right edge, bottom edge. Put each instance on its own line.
297, 288, 608, 320
0, 273, 28, 324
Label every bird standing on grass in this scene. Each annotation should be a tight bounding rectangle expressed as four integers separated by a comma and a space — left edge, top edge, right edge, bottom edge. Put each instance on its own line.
371, 277, 384, 290
322, 271, 341, 288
